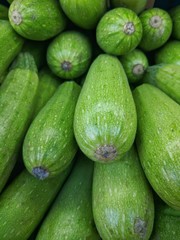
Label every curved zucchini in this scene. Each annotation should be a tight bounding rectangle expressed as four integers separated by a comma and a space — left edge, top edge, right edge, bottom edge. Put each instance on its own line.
0, 52, 39, 193
23, 81, 81, 179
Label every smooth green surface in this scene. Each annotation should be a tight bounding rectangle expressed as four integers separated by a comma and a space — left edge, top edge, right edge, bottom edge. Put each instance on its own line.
120, 48, 149, 83
9, 0, 67, 40
169, 5, 180, 40
59, 0, 107, 29
96, 8, 143, 55
23, 81, 81, 179
150, 200, 180, 239
93, 146, 154, 240
111, 0, 147, 14
0, 168, 70, 240
0, 53, 38, 193
133, 83, 180, 210
0, 20, 24, 78
74, 54, 137, 163
143, 64, 180, 104
47, 30, 92, 79
139, 8, 172, 51
36, 152, 100, 240
33, 67, 60, 117
155, 40, 180, 65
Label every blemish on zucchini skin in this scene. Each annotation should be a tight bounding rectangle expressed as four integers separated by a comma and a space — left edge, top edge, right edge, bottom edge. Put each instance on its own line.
95, 144, 117, 162
32, 166, 49, 180
134, 217, 147, 238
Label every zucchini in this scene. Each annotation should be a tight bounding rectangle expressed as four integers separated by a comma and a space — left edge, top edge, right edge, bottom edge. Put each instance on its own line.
23, 81, 81, 179
9, 0, 67, 40
96, 7, 143, 55
0, 52, 39, 193
59, 0, 107, 29
33, 67, 60, 117
111, 0, 147, 14
155, 40, 180, 65
139, 8, 172, 51
120, 48, 149, 84
47, 30, 92, 79
133, 83, 180, 210
0, 167, 71, 240
169, 5, 180, 40
74, 54, 137, 162
143, 63, 180, 104
36, 152, 100, 240
0, 20, 24, 78
93, 146, 154, 240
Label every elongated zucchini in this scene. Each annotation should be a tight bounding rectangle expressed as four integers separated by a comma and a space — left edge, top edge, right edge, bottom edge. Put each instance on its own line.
0, 52, 39, 192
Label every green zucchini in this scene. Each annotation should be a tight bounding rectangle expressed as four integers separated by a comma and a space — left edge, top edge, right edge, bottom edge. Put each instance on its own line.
47, 30, 92, 79
0, 20, 24, 78
9, 0, 67, 41
111, 0, 147, 14
33, 67, 60, 117
93, 146, 154, 240
0, 4, 8, 20
143, 63, 180, 104
0, 167, 71, 240
74, 54, 137, 163
96, 7, 143, 55
150, 198, 180, 239
0, 52, 39, 193
133, 83, 180, 210
23, 81, 81, 179
139, 8, 172, 51
155, 40, 180, 65
169, 5, 180, 40
59, 0, 107, 29
120, 48, 149, 84
36, 152, 100, 240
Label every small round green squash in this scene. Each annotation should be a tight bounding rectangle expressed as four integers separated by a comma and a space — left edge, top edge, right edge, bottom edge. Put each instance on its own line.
139, 8, 172, 51
111, 0, 147, 14
8, 0, 67, 41
96, 8, 143, 56
47, 31, 92, 79
169, 5, 180, 41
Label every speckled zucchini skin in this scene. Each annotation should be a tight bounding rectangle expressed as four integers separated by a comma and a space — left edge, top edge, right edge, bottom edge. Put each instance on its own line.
150, 199, 180, 239
0, 20, 24, 79
143, 64, 180, 104
169, 5, 180, 41
0, 53, 39, 193
74, 54, 137, 163
92, 146, 154, 240
36, 152, 100, 240
139, 8, 172, 51
59, 0, 107, 29
23, 81, 81, 179
133, 84, 180, 210
0, 168, 71, 240
9, 0, 67, 40
33, 67, 60, 117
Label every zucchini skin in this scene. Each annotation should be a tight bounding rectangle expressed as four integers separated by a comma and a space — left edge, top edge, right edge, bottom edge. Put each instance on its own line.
74, 54, 137, 163
23, 81, 81, 179
143, 63, 180, 104
0, 53, 39, 193
93, 146, 154, 240
133, 83, 180, 210
36, 152, 100, 240
0, 20, 24, 79
0, 167, 71, 240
